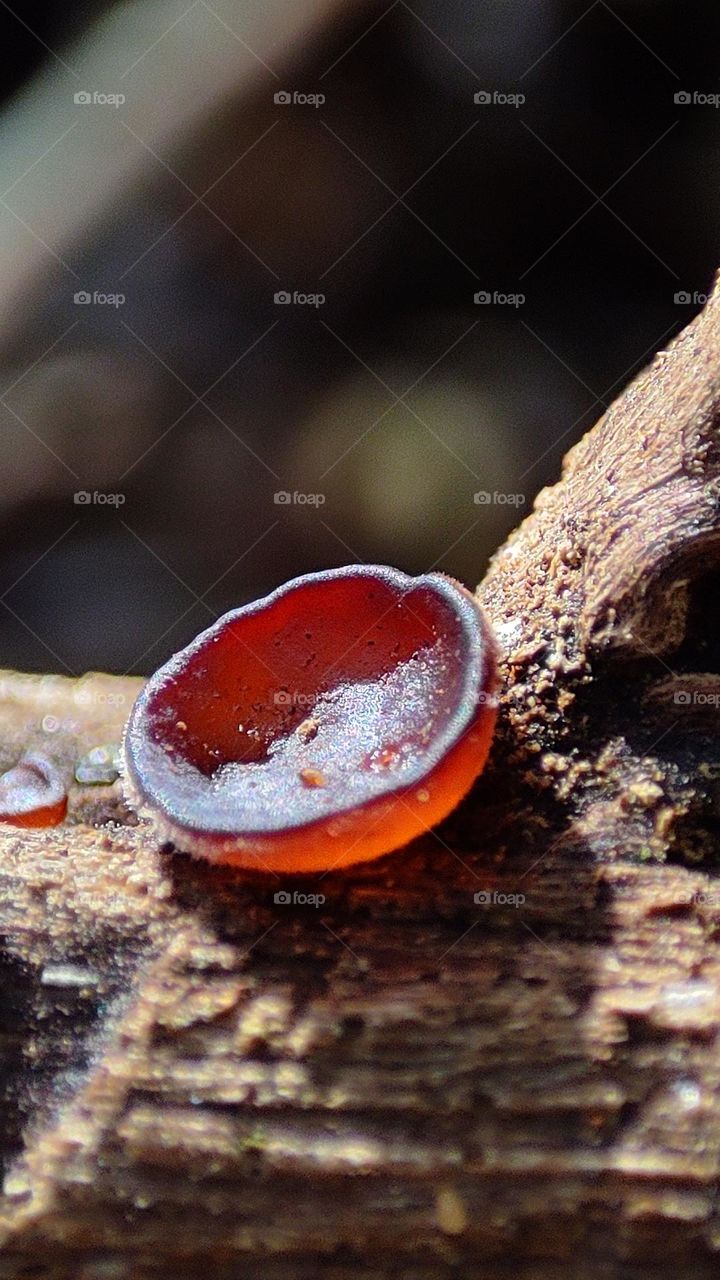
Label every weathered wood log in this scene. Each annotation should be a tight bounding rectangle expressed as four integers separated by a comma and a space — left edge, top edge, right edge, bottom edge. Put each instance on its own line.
3, 281, 720, 1278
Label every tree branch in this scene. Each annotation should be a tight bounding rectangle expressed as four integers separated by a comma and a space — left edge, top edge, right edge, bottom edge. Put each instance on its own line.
3, 282, 720, 1277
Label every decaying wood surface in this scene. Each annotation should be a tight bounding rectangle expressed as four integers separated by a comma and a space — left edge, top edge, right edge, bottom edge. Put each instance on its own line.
2, 283, 720, 1279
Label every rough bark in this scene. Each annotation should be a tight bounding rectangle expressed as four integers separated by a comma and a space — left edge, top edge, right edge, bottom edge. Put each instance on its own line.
3, 282, 720, 1278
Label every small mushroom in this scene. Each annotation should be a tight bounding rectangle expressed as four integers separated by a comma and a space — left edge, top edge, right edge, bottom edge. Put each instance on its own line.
0, 752, 68, 827
123, 565, 498, 872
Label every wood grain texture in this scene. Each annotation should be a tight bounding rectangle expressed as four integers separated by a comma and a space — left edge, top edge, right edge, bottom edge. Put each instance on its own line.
3, 281, 720, 1278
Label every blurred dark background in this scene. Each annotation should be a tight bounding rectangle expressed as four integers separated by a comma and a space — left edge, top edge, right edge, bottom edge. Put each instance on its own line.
0, 0, 717, 675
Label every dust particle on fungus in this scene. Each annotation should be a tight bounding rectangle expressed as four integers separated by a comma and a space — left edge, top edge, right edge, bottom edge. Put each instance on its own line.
299, 768, 326, 788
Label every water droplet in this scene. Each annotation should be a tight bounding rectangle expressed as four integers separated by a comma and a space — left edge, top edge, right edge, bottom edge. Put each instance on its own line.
75, 744, 120, 786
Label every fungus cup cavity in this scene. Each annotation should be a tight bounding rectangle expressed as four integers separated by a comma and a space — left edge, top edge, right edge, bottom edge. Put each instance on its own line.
123, 565, 498, 873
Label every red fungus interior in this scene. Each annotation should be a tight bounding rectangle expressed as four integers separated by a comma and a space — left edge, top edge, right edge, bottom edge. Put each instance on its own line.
139, 573, 473, 835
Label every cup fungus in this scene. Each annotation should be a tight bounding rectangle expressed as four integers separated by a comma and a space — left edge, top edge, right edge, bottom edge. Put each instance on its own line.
0, 752, 68, 828
123, 565, 498, 873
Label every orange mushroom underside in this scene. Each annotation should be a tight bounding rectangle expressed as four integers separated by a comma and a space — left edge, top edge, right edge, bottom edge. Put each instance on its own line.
0, 755, 68, 828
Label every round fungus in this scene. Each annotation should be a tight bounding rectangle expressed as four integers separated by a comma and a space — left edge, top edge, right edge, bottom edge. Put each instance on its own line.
123, 565, 498, 873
